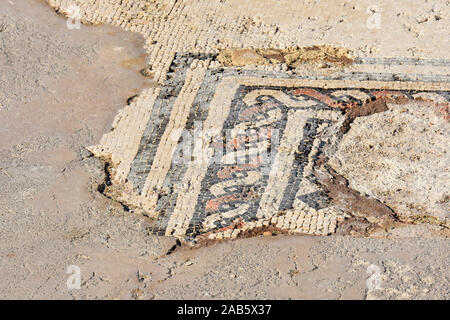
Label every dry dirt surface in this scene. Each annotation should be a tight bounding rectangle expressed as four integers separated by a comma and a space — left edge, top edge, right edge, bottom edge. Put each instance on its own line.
0, 0, 449, 300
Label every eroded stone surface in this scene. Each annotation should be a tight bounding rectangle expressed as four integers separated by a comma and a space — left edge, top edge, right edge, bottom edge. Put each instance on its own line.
329, 100, 449, 226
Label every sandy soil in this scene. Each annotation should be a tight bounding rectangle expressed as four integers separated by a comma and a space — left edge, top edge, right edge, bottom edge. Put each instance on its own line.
0, 0, 448, 299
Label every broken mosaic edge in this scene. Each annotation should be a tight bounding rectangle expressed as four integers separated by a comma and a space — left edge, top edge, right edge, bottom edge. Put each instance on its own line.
88, 52, 450, 242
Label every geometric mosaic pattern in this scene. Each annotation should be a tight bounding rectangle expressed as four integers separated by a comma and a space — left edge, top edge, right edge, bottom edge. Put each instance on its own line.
89, 53, 450, 241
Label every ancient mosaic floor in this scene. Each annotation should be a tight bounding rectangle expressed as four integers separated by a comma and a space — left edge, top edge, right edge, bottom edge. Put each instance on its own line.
46, 0, 450, 242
